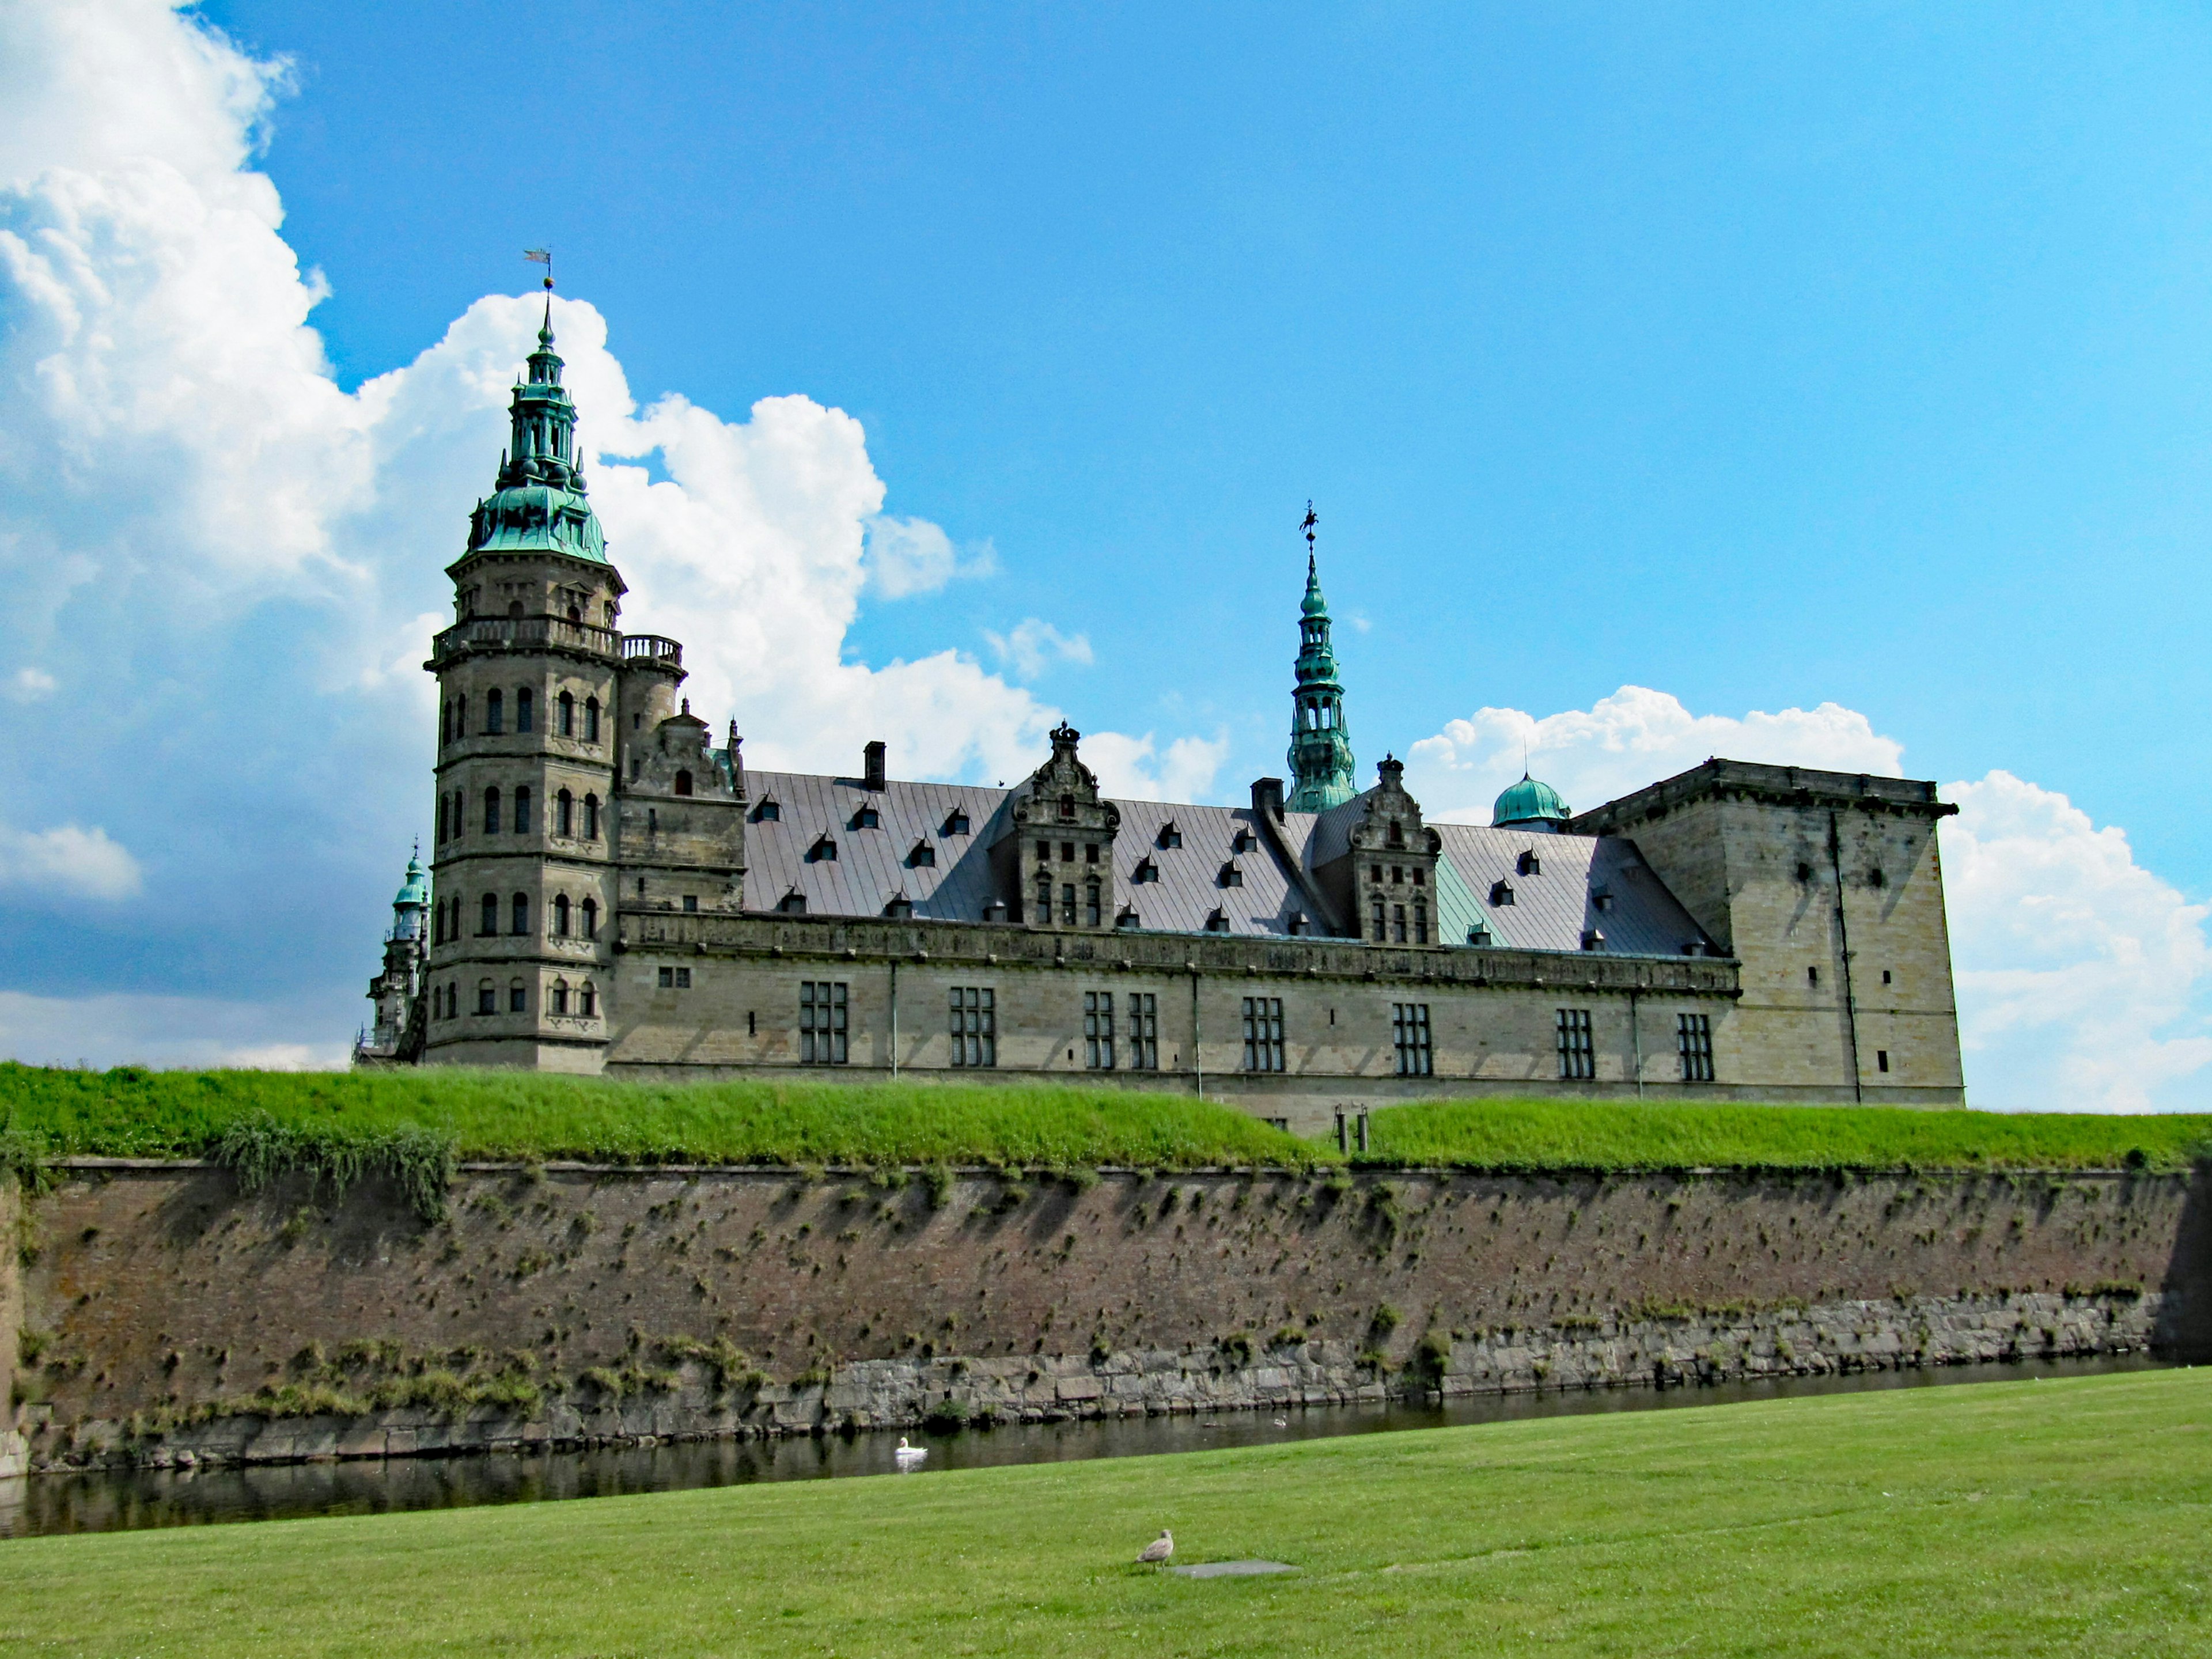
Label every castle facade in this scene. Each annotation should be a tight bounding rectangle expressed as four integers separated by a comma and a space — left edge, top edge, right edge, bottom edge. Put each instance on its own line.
357, 306, 1967, 1124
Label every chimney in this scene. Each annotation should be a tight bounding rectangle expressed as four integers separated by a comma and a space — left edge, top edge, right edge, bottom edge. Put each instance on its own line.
863, 740, 887, 793
1251, 777, 1285, 823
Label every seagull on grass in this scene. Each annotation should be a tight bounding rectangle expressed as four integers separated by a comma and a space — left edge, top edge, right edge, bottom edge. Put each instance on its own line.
1137, 1529, 1174, 1565
895, 1437, 927, 1468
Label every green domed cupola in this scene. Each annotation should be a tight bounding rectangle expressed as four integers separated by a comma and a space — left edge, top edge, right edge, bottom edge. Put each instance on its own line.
464, 291, 609, 563
1286, 505, 1356, 812
1493, 772, 1570, 832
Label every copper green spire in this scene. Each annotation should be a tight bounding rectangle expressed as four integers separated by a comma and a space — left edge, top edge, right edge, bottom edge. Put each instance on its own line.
462, 262, 609, 563
1286, 505, 1355, 811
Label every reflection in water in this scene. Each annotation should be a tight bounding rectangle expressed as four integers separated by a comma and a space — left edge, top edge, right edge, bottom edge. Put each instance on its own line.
0, 1353, 2168, 1540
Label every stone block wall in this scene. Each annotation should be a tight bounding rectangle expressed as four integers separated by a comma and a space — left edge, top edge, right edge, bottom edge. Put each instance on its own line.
9, 1161, 2203, 1472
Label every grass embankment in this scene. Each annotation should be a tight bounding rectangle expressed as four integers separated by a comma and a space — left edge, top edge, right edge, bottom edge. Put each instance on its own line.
4, 1369, 2207, 1657
3, 1062, 2206, 1175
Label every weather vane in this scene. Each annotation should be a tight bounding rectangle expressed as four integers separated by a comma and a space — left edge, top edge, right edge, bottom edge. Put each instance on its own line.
524, 247, 554, 290
1301, 500, 1318, 555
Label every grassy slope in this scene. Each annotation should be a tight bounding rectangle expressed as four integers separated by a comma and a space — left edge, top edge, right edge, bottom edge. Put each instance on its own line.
3, 1062, 2207, 1171
3, 1369, 2206, 1657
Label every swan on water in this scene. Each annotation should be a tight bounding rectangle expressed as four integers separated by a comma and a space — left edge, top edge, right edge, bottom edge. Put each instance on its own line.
894, 1437, 927, 1468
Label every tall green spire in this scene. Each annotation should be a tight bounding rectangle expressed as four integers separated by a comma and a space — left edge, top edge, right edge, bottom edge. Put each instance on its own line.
1286, 520, 1355, 810
463, 284, 609, 563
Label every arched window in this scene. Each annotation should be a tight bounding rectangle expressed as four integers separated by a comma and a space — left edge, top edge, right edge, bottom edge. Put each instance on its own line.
431, 904, 444, 945
557, 789, 573, 836
483, 786, 501, 834
513, 785, 532, 834
516, 687, 533, 733
476, 978, 495, 1014
507, 600, 523, 619
435, 794, 448, 843
457, 692, 468, 734
553, 893, 570, 936
579, 981, 597, 1017
559, 691, 574, 737
480, 893, 498, 936
566, 605, 581, 623
552, 979, 570, 1015
486, 688, 503, 734
509, 978, 528, 1013
583, 793, 599, 839
581, 896, 599, 938
674, 769, 693, 796
511, 892, 530, 935
442, 700, 453, 743
584, 697, 600, 743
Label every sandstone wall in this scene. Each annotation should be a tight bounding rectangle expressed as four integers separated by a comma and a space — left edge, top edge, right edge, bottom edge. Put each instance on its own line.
10, 1161, 2205, 1472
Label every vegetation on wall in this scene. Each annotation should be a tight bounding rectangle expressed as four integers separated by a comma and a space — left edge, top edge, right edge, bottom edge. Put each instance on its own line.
2, 1063, 2206, 1178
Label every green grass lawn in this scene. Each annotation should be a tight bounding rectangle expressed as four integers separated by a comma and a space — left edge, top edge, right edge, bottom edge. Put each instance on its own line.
5, 1061, 2209, 1175
2, 1369, 2206, 1657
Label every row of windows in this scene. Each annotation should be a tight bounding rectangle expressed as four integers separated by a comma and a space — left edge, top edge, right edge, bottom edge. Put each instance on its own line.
430, 976, 597, 1020
438, 786, 602, 844
1369, 899, 1430, 945
431, 892, 600, 943
631, 976, 1723, 1084
1034, 876, 1107, 927
441, 689, 602, 744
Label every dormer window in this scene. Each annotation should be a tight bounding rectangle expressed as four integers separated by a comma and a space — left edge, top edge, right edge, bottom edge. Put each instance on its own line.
982, 898, 1008, 922
851, 805, 880, 830
1132, 858, 1159, 884
908, 840, 936, 868
754, 798, 781, 822
944, 809, 970, 836
1287, 912, 1308, 936
1468, 923, 1493, 947
884, 896, 914, 919
1581, 929, 1605, 952
778, 891, 808, 914
1115, 906, 1140, 929
1232, 827, 1252, 853
1157, 821, 1181, 849
1219, 862, 1244, 888
1205, 909, 1230, 933
1517, 850, 1540, 876
1593, 888, 1614, 912
808, 835, 838, 862
1490, 880, 1516, 906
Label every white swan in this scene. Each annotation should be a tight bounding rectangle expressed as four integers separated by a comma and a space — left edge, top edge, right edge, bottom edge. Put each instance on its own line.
894, 1435, 928, 1468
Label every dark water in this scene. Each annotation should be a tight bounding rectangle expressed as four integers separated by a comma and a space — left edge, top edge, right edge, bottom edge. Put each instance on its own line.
0, 1354, 2173, 1540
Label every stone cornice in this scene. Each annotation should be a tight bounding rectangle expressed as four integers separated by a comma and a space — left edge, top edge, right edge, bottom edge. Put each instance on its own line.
1570, 757, 1957, 836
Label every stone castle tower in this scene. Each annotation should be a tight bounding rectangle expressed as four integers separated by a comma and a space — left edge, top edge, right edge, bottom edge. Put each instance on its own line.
418, 284, 742, 1069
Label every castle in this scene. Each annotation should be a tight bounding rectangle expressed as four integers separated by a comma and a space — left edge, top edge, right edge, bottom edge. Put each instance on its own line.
357, 299, 1967, 1124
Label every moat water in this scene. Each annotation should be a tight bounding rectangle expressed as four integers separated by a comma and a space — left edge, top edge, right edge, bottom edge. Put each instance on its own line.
0, 1353, 2172, 1540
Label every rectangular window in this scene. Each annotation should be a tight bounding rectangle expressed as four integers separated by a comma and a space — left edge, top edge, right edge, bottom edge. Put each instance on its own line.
1556, 1007, 1595, 1080
1084, 991, 1115, 1070
1876, 1048, 1891, 1074
658, 965, 693, 990
800, 981, 849, 1065
1060, 882, 1076, 925
1127, 993, 1158, 1070
949, 987, 996, 1067
1392, 1003, 1433, 1077
1677, 1013, 1714, 1082
1241, 996, 1285, 1073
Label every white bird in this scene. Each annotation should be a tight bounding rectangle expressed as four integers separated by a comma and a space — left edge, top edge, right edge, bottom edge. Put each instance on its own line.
894, 1436, 927, 1468
1273, 1417, 1289, 1428
1137, 1529, 1174, 1565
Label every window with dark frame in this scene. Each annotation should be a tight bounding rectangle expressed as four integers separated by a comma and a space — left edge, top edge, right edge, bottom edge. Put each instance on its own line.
516, 687, 533, 733
800, 981, 849, 1065
476, 979, 495, 1015
1084, 991, 1115, 1069
1677, 1013, 1714, 1082
1556, 1007, 1595, 1080
1241, 997, 1285, 1073
1127, 993, 1158, 1070
1393, 1003, 1433, 1077
949, 987, 996, 1067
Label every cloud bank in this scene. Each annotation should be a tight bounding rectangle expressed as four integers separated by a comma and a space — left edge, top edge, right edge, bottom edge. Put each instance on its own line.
0, 3, 2201, 1110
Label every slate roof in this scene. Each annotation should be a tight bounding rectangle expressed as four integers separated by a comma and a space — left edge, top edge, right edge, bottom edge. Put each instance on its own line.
736, 770, 1715, 957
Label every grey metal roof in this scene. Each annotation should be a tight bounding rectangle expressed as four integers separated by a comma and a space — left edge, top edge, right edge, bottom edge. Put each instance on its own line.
737, 768, 1714, 956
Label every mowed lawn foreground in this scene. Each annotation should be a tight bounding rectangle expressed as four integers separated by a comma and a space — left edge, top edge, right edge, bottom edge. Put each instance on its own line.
3, 1370, 2208, 1657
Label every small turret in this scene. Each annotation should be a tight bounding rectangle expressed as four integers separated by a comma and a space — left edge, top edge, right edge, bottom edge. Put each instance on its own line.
1493, 772, 1570, 832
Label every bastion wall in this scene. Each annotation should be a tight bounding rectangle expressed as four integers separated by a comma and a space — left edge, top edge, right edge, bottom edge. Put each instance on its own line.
7, 1161, 2206, 1472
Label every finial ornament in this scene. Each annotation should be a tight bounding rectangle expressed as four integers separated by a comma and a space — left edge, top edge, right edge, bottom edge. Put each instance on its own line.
524, 247, 554, 290
1301, 501, 1318, 562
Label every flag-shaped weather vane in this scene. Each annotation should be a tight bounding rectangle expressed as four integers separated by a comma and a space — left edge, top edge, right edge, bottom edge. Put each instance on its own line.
524, 247, 554, 289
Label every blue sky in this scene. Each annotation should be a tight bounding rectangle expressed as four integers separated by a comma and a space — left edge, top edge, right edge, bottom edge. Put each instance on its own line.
0, 2, 2206, 1105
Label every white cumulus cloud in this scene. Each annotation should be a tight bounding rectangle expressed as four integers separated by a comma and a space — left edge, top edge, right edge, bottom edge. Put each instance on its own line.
862, 515, 997, 599
6, 667, 55, 702
0, 822, 142, 902
984, 617, 1094, 680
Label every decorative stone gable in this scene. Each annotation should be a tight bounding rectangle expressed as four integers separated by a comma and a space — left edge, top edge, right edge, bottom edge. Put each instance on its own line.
615, 700, 747, 915
1346, 755, 1441, 945
1006, 724, 1122, 928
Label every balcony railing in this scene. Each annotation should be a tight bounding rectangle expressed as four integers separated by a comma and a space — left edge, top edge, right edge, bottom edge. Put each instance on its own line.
430, 618, 682, 670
